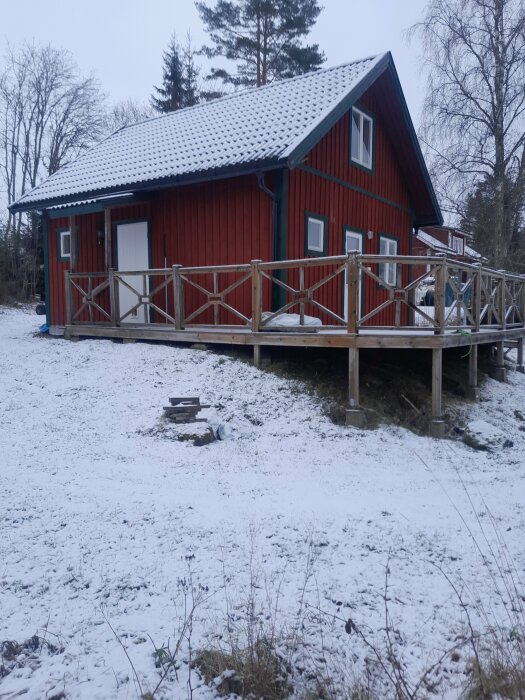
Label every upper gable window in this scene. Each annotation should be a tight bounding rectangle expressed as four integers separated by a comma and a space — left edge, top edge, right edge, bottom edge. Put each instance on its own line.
351, 107, 373, 170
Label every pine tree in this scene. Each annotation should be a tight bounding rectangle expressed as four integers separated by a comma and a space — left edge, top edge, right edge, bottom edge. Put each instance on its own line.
152, 35, 200, 113
181, 34, 200, 108
196, 0, 325, 88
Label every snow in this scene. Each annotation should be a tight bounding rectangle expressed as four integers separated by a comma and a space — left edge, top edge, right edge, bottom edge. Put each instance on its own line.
261, 311, 322, 327
1, 307, 525, 699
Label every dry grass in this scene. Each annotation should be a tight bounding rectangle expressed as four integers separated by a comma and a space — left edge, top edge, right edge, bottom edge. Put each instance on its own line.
195, 641, 292, 699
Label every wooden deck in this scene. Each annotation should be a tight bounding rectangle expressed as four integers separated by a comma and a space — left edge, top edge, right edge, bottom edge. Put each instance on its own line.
63, 253, 525, 437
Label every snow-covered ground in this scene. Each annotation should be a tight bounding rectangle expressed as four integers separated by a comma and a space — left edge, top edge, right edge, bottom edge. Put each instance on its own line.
1, 307, 524, 699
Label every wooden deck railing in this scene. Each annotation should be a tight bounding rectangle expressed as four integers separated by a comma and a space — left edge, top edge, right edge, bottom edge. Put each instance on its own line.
64, 254, 525, 334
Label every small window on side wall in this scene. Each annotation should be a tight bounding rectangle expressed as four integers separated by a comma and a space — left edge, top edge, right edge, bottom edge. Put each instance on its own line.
451, 235, 463, 255
58, 229, 71, 261
351, 106, 373, 170
305, 214, 326, 256
378, 235, 397, 286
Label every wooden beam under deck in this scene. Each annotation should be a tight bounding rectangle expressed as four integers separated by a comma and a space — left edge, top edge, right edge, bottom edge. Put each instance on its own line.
65, 323, 525, 351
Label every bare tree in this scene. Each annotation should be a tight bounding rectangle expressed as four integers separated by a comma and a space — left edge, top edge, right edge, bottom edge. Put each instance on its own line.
106, 98, 155, 133
411, 0, 525, 268
0, 41, 106, 300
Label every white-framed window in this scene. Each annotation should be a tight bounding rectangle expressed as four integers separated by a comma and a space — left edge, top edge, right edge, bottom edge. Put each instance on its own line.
351, 106, 373, 170
379, 235, 398, 286
306, 214, 326, 255
451, 235, 464, 255
59, 229, 71, 261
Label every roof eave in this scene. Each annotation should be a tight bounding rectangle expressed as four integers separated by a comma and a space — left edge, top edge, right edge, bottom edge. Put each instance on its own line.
9, 158, 286, 214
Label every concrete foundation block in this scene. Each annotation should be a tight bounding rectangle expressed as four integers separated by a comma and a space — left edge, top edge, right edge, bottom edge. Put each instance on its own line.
429, 419, 447, 439
466, 386, 481, 402
122, 338, 137, 344
345, 408, 367, 429
489, 366, 507, 382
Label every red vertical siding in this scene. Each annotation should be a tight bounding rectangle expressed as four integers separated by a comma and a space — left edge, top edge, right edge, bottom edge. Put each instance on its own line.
48, 177, 271, 326
286, 82, 412, 325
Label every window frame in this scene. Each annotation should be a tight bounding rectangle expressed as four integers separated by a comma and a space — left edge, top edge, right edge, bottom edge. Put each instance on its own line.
342, 226, 365, 319
350, 105, 374, 172
378, 234, 398, 287
451, 235, 464, 255
57, 228, 71, 262
304, 212, 328, 257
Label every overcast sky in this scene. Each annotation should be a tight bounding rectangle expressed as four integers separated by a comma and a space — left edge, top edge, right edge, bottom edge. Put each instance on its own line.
1, 0, 429, 126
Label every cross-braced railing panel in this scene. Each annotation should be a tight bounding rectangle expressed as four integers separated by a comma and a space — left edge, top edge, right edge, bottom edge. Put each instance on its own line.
114, 270, 177, 325
65, 254, 525, 336
179, 265, 253, 326
67, 273, 111, 325
258, 257, 348, 330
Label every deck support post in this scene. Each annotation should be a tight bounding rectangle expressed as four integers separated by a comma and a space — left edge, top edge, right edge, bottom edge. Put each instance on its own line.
492, 340, 507, 382
430, 347, 446, 438
253, 344, 261, 369
346, 347, 366, 428
517, 337, 524, 373
467, 344, 480, 401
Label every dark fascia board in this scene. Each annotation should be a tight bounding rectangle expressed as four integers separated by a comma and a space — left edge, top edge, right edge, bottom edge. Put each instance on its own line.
47, 193, 150, 219
9, 159, 284, 214
286, 51, 443, 228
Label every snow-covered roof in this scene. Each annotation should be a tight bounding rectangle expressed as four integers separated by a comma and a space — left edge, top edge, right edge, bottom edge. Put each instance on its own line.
464, 244, 482, 260
13, 55, 383, 210
417, 229, 485, 261
416, 230, 454, 253
11, 51, 442, 227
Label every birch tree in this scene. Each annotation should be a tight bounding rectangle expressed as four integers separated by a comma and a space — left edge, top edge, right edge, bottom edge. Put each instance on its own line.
412, 0, 525, 268
0, 42, 106, 300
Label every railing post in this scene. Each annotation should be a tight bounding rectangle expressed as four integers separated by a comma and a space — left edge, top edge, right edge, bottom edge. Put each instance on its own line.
212, 271, 219, 326
499, 271, 506, 330
299, 265, 305, 325
64, 270, 72, 325
346, 253, 358, 334
250, 259, 262, 332
395, 258, 403, 327
434, 257, 446, 334
473, 264, 482, 331
520, 276, 525, 327
108, 268, 119, 326
172, 264, 183, 329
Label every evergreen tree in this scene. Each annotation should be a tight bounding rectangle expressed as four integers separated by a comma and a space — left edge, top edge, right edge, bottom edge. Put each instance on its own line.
196, 0, 325, 88
181, 33, 200, 107
152, 35, 200, 113
461, 176, 525, 270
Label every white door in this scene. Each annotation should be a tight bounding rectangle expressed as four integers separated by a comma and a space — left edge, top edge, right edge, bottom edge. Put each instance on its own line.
345, 230, 363, 320
116, 221, 149, 324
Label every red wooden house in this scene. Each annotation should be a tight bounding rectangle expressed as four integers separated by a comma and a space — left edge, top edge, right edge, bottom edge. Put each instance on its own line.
12, 51, 442, 332
414, 226, 484, 264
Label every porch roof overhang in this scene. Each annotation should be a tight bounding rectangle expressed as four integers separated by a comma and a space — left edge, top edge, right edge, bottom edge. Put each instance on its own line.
45, 191, 147, 219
